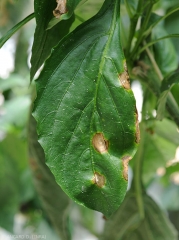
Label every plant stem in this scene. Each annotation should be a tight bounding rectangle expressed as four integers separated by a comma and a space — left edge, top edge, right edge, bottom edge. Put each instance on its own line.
0, 13, 34, 48
130, 2, 153, 59
145, 45, 179, 128
137, 34, 179, 56
132, 125, 145, 219
144, 42, 163, 81
124, 0, 133, 18
142, 4, 179, 40
126, 0, 144, 55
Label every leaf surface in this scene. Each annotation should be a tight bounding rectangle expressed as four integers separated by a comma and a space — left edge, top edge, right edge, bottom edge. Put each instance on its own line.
33, 0, 139, 217
30, 0, 75, 80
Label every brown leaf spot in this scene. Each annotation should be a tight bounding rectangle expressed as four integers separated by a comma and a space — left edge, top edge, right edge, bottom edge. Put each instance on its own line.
122, 155, 132, 181
92, 172, 105, 188
135, 107, 140, 143
92, 133, 108, 153
119, 62, 131, 89
53, 0, 67, 18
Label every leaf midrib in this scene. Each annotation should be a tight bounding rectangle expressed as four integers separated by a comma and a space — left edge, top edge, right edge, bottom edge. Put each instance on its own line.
90, 0, 120, 173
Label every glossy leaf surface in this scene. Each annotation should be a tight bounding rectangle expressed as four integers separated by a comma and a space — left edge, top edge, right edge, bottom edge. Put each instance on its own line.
33, 0, 139, 217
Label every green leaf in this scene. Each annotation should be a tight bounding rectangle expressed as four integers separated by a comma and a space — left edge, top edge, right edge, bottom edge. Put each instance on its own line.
30, 0, 75, 80
0, 74, 27, 92
0, 96, 30, 132
124, 0, 138, 18
48, 0, 84, 29
131, 120, 178, 186
0, 13, 34, 48
165, 7, 179, 60
156, 91, 168, 120
161, 71, 179, 92
138, 33, 179, 55
101, 190, 178, 240
33, 0, 139, 217
0, 133, 29, 231
157, 71, 179, 120
66, 0, 85, 18
141, 119, 178, 185
142, 5, 179, 39
152, 26, 178, 76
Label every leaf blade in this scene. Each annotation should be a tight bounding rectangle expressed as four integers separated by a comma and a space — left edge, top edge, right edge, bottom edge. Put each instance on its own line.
33, 0, 139, 217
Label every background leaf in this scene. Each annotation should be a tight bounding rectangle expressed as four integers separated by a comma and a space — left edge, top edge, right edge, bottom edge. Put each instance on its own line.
152, 25, 178, 76
101, 189, 178, 240
141, 119, 178, 185
157, 71, 179, 120
0, 133, 30, 231
33, 0, 138, 217
0, 13, 34, 48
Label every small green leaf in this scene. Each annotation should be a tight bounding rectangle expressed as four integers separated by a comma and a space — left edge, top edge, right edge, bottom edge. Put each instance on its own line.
135, 120, 178, 185
101, 190, 178, 240
139, 33, 179, 55
161, 71, 179, 92
157, 91, 168, 120
30, 0, 75, 80
142, 5, 179, 39
66, 0, 85, 18
0, 13, 34, 48
47, 0, 84, 29
33, 0, 139, 217
157, 71, 179, 120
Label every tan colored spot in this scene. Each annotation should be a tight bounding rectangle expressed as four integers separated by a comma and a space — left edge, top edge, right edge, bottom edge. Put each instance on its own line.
119, 62, 131, 89
92, 172, 105, 188
53, 0, 67, 18
122, 155, 132, 181
135, 107, 140, 143
92, 133, 108, 153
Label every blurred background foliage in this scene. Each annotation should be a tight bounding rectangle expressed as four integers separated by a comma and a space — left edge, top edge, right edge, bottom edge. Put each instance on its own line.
0, 0, 179, 239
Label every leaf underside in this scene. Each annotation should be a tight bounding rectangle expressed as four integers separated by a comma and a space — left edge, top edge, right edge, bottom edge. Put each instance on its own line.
33, 0, 139, 217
